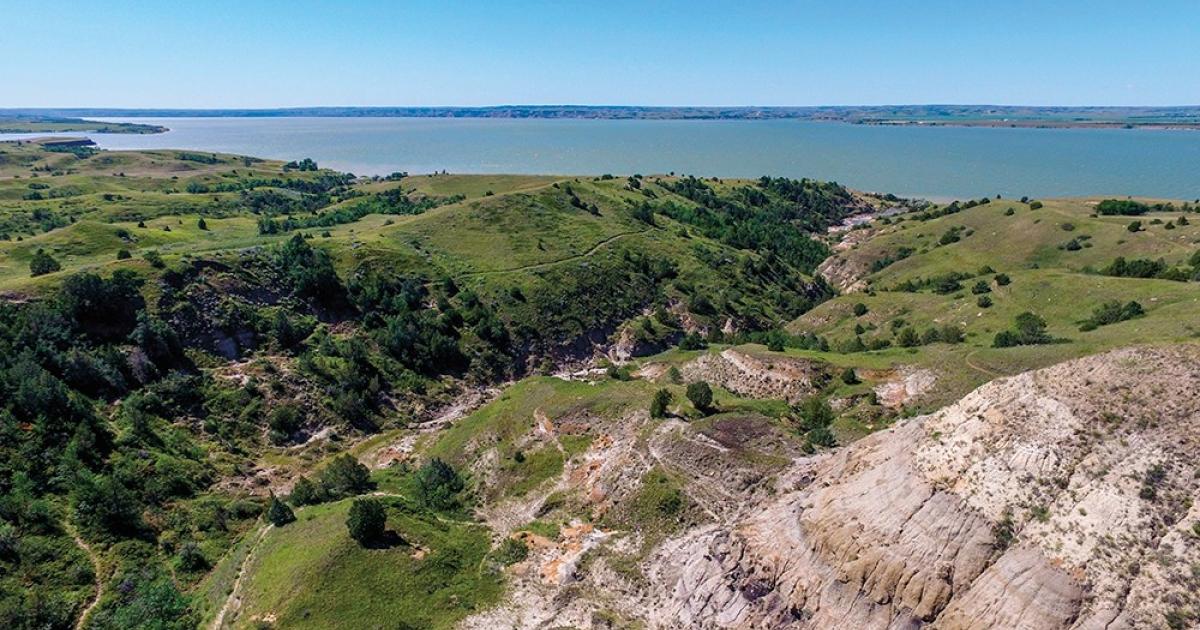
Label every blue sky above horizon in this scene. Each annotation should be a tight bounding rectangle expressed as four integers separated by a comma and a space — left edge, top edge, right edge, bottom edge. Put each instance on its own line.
4, 0, 1198, 108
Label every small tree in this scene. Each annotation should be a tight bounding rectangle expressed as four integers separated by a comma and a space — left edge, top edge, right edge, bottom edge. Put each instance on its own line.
977, 295, 993, 308
679, 333, 706, 351
1014, 311, 1050, 344
796, 396, 835, 432
197, 217, 208, 231
346, 498, 386, 545
764, 330, 786, 352
840, 367, 860, 385
852, 302, 868, 317
994, 311, 1051, 347
994, 273, 1011, 286
318, 454, 372, 499
29, 249, 61, 276
807, 425, 837, 448
267, 492, 296, 526
176, 542, 208, 571
971, 280, 991, 294
686, 381, 713, 413
667, 366, 682, 384
416, 458, 464, 511
650, 388, 672, 418
939, 325, 965, 344
289, 475, 325, 506
897, 327, 921, 348
0, 521, 19, 560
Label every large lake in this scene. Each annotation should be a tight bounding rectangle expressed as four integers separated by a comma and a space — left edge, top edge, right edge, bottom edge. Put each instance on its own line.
4, 117, 1198, 199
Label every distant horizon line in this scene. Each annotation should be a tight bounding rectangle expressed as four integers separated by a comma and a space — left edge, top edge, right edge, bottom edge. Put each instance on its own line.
4, 104, 1200, 112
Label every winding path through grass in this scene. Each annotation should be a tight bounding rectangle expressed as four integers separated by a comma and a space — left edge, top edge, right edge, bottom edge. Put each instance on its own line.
66, 520, 102, 630
459, 229, 645, 278
964, 348, 1002, 378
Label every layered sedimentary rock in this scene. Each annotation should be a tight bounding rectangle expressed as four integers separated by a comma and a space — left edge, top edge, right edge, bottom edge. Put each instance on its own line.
649, 346, 1200, 629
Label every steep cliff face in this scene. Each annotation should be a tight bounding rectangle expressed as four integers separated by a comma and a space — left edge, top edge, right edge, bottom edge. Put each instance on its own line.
646, 345, 1200, 629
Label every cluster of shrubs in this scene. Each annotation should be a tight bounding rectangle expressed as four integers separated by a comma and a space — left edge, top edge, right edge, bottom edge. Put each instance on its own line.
1095, 199, 1192, 216
283, 157, 319, 171
907, 196, 994, 222
1099, 254, 1200, 282
658, 175, 858, 274
993, 312, 1053, 347
837, 322, 964, 353
1079, 300, 1144, 331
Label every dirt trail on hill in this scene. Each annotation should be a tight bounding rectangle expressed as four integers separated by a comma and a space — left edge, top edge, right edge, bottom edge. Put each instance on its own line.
459, 229, 644, 277
209, 524, 270, 630
964, 349, 1001, 377
67, 521, 103, 630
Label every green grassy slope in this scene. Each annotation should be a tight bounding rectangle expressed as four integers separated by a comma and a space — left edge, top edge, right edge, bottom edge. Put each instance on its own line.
231, 497, 500, 629
789, 197, 1200, 408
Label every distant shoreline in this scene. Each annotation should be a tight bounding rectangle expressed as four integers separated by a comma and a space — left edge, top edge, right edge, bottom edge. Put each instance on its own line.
3, 105, 1200, 129
0, 116, 167, 134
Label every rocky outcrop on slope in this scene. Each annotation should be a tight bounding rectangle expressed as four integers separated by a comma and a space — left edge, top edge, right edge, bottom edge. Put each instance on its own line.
647, 345, 1200, 629
680, 348, 831, 404
816, 253, 871, 294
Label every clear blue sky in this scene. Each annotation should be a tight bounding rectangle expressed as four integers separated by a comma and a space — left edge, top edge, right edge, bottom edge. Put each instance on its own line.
4, 0, 1197, 107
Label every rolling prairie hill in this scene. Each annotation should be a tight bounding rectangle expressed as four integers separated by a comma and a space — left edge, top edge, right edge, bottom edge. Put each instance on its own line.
2, 138, 1199, 629
789, 195, 1200, 409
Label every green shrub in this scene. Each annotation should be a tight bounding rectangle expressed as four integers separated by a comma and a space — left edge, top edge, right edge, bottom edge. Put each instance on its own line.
318, 454, 372, 499
685, 381, 713, 413
29, 248, 61, 276
650, 388, 672, 418
492, 537, 529, 566
1079, 300, 1144, 331
993, 312, 1051, 347
346, 498, 386, 545
267, 493, 296, 526
416, 458, 464, 511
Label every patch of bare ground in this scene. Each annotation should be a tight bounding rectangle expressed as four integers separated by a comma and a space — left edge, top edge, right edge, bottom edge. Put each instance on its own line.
679, 348, 831, 404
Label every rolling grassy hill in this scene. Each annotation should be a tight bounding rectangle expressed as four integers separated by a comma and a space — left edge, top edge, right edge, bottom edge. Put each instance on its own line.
787, 196, 1200, 408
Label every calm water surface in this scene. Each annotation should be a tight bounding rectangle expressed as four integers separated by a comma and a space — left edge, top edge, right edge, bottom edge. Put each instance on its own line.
4, 117, 1197, 199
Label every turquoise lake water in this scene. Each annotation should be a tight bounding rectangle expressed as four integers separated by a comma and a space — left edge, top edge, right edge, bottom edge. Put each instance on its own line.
4, 117, 1198, 199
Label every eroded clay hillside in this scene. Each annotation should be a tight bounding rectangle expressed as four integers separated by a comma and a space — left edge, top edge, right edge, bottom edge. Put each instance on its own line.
475, 345, 1200, 629
656, 345, 1200, 629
